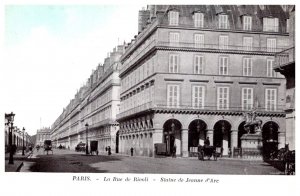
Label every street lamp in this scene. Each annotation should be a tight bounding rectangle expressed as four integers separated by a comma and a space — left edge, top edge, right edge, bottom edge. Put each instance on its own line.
22, 127, 25, 156
85, 123, 89, 155
5, 112, 15, 164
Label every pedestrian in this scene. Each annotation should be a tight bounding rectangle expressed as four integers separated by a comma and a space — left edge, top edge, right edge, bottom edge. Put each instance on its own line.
204, 137, 210, 147
173, 144, 177, 158
130, 147, 134, 156
108, 146, 111, 155
105, 146, 107, 152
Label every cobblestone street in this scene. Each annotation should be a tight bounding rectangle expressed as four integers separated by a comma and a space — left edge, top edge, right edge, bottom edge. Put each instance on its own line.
20, 148, 282, 174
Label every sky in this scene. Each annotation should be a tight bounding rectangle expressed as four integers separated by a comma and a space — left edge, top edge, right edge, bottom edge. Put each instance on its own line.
2, 4, 143, 135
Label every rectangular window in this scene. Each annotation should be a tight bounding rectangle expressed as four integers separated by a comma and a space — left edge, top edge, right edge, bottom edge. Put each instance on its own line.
169, 54, 179, 73
219, 56, 229, 75
217, 87, 229, 110
169, 32, 179, 47
194, 55, 204, 74
219, 15, 228, 29
265, 89, 277, 111
194, 13, 204, 28
219, 35, 229, 49
242, 88, 253, 110
243, 16, 252, 30
243, 37, 253, 51
167, 85, 180, 108
243, 57, 252, 76
192, 86, 205, 109
267, 59, 276, 77
194, 34, 204, 48
169, 11, 179, 26
263, 18, 279, 32
267, 38, 277, 52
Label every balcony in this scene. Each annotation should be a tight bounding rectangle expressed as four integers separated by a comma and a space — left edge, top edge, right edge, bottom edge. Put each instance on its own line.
117, 102, 154, 119
117, 101, 285, 120
120, 40, 288, 75
275, 47, 295, 67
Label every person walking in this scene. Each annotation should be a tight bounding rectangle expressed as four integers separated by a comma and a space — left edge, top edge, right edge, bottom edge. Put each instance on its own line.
130, 147, 134, 156
172, 144, 177, 158
204, 137, 210, 147
108, 146, 111, 155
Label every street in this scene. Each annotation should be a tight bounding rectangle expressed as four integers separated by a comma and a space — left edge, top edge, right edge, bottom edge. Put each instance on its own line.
19, 148, 282, 174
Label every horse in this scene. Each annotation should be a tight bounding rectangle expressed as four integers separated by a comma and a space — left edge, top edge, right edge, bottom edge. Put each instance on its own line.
198, 145, 217, 161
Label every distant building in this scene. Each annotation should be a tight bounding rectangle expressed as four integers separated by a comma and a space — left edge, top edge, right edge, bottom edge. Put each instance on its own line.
116, 5, 289, 157
50, 45, 124, 152
274, 6, 295, 150
36, 127, 51, 146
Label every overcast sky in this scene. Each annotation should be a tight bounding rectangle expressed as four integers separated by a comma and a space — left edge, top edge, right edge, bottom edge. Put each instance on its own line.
2, 4, 143, 135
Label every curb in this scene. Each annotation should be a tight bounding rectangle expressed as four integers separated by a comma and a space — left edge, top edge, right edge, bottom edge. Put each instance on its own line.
16, 162, 24, 172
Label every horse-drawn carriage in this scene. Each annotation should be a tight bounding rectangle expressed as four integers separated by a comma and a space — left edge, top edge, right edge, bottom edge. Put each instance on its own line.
197, 145, 221, 161
268, 144, 295, 175
43, 140, 53, 155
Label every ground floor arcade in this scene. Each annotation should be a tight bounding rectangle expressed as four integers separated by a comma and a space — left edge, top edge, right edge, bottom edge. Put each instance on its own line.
117, 111, 286, 158
53, 124, 119, 154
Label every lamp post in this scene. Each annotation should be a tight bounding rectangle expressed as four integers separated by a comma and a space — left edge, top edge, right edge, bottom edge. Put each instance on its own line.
5, 112, 15, 164
22, 127, 25, 156
85, 123, 89, 155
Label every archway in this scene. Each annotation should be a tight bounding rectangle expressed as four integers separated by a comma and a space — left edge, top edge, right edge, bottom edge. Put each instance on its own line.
115, 131, 119, 153
188, 119, 207, 152
262, 121, 279, 158
213, 120, 231, 156
238, 121, 247, 148
163, 119, 182, 156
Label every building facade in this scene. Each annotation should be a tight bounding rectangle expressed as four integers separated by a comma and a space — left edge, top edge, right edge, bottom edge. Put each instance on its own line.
116, 5, 289, 157
274, 6, 295, 150
50, 45, 124, 153
36, 127, 51, 146
5, 114, 32, 152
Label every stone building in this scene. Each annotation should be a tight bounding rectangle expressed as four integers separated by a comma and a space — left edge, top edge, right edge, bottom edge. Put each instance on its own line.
116, 5, 289, 157
50, 45, 124, 153
36, 127, 51, 146
274, 5, 295, 150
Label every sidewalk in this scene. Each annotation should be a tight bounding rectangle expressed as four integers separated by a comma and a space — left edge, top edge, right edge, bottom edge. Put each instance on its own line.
5, 150, 33, 172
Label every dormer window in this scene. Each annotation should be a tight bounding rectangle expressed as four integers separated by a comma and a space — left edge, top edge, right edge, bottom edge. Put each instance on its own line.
194, 12, 204, 28
169, 11, 179, 26
219, 14, 229, 29
263, 17, 279, 32
243, 16, 252, 31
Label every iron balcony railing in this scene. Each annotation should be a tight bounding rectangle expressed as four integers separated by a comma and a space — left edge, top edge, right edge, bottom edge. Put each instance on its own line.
120, 40, 288, 74
275, 47, 295, 67
117, 101, 285, 119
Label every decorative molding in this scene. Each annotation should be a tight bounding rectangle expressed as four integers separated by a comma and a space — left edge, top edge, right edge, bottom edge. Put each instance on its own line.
189, 79, 209, 83
214, 80, 234, 84
238, 81, 258, 85
262, 82, 281, 86
164, 78, 184, 82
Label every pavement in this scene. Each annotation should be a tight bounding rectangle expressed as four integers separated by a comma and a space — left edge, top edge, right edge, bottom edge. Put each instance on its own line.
5, 150, 33, 172
19, 148, 283, 174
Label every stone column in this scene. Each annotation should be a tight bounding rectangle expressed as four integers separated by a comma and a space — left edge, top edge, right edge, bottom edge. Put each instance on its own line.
152, 129, 163, 157
278, 131, 286, 149
152, 129, 163, 144
230, 130, 238, 157
206, 129, 214, 145
181, 129, 189, 157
